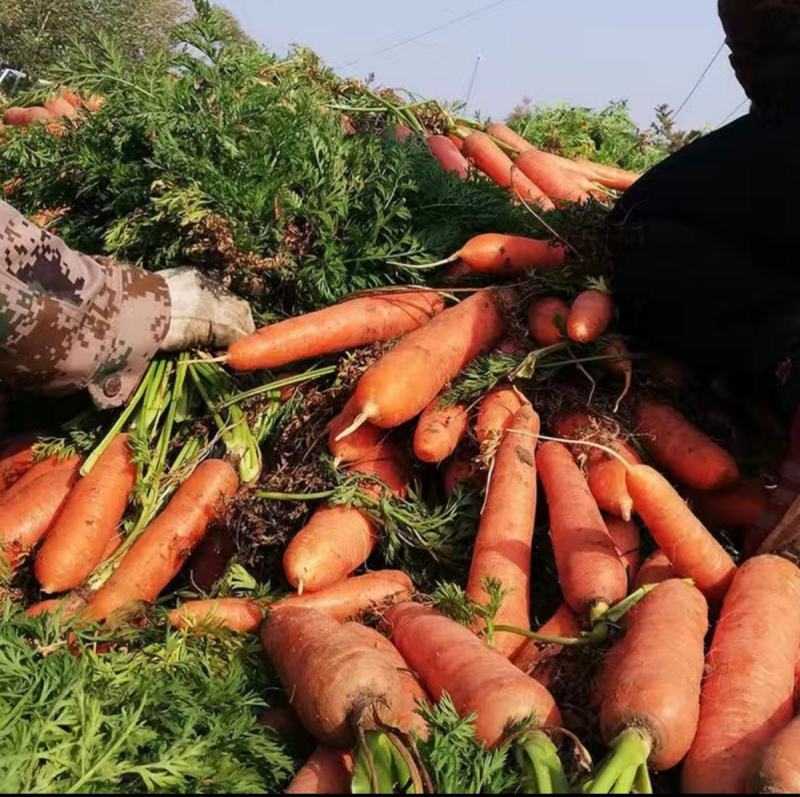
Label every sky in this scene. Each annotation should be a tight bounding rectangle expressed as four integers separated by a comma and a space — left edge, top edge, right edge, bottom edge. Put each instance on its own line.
216, 0, 748, 132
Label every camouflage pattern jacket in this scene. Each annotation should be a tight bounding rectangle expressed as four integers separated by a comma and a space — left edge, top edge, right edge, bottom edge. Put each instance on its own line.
0, 201, 171, 408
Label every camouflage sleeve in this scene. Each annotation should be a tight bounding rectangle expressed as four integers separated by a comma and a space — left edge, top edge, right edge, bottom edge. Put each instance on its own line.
0, 201, 171, 408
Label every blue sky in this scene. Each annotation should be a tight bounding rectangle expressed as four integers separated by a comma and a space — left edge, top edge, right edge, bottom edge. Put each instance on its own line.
216, 0, 748, 132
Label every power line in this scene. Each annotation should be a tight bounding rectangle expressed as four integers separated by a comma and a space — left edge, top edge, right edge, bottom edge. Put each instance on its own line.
671, 40, 726, 120
463, 54, 483, 107
717, 97, 749, 127
336, 0, 515, 70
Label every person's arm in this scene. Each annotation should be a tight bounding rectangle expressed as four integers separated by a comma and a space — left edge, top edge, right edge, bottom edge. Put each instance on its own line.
0, 201, 253, 407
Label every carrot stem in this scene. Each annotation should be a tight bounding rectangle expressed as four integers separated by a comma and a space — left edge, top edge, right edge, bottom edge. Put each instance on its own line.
387, 254, 459, 270
214, 366, 336, 410
586, 728, 651, 794
256, 490, 336, 502
516, 731, 570, 795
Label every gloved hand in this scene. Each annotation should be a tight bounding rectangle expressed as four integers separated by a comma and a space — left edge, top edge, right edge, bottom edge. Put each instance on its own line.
158, 267, 255, 351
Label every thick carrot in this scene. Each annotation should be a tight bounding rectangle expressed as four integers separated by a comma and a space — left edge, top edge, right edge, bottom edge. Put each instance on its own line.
476, 387, 526, 457
227, 290, 443, 371
626, 464, 736, 602
0, 434, 36, 490
567, 289, 614, 343
512, 602, 581, 678
35, 434, 136, 593
168, 598, 264, 633
413, 398, 468, 463
514, 149, 594, 204
343, 289, 513, 430
84, 459, 238, 621
384, 601, 561, 746
1, 454, 81, 502
634, 550, 677, 588
636, 400, 740, 490
537, 442, 627, 615
605, 515, 641, 585
327, 397, 385, 465
594, 579, 708, 783
3, 107, 32, 126
262, 606, 405, 747
682, 556, 800, 793
426, 135, 469, 179
686, 480, 769, 530
750, 715, 800, 794
467, 404, 540, 657
461, 131, 555, 210
285, 747, 354, 794
344, 622, 429, 739
0, 463, 80, 570
527, 296, 570, 346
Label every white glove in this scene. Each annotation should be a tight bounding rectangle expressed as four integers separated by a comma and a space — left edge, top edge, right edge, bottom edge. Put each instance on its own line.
158, 268, 255, 351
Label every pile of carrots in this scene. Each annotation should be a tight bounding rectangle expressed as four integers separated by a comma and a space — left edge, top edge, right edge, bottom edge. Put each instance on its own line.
4, 108, 800, 795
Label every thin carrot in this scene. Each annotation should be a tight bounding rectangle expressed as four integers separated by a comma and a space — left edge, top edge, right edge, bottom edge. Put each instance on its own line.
447, 133, 464, 151
591, 579, 708, 790
567, 289, 614, 344
285, 747, 354, 794
537, 441, 628, 615
84, 459, 238, 622
683, 556, 800, 793
514, 148, 595, 204
686, 479, 769, 530
384, 601, 561, 747
604, 515, 641, 585
1, 454, 81, 502
485, 122, 534, 153
168, 598, 264, 633
599, 336, 633, 410
636, 400, 740, 490
412, 397, 468, 463
475, 387, 526, 458
340, 289, 513, 432
461, 131, 555, 210
512, 602, 581, 678
467, 405, 540, 657
327, 397, 385, 465
574, 158, 640, 191
0, 434, 36, 490
633, 550, 676, 589
35, 434, 136, 593
426, 134, 469, 179
750, 715, 800, 794
227, 290, 444, 371
527, 296, 570, 347
626, 463, 736, 602
25, 594, 87, 620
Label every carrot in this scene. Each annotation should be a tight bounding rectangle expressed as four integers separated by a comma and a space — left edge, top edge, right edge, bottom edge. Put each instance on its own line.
514, 149, 595, 204
283, 441, 407, 592
43, 96, 76, 119
285, 747, 354, 794
35, 434, 136, 593
227, 290, 444, 371
591, 579, 708, 790
259, 705, 312, 751
574, 158, 640, 191
2, 107, 32, 126
24, 107, 54, 125
485, 122, 534, 153
443, 455, 483, 497
85, 95, 106, 113
625, 464, 736, 602
0, 434, 36, 490
0, 463, 81, 571
327, 397, 385, 465
682, 556, 800, 794
686, 479, 769, 530
426, 135, 469, 179
384, 601, 561, 746
750, 715, 800, 794
599, 336, 633, 405
1, 454, 81, 502
168, 598, 264, 633
467, 404, 539, 657
567, 289, 614, 343
634, 550, 676, 588
475, 387, 526, 457
185, 526, 237, 592
537, 441, 628, 615
392, 123, 413, 141
527, 296, 570, 346
84, 459, 238, 622
448, 133, 464, 150
59, 89, 85, 108
512, 602, 581, 678
25, 594, 87, 620
604, 515, 641, 585
341, 289, 513, 431
412, 398, 468, 463
344, 622, 429, 739
636, 400, 740, 490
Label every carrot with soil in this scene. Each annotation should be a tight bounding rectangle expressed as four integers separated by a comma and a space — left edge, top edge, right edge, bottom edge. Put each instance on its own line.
1, 453, 81, 502
327, 397, 385, 465
527, 297, 570, 347
512, 602, 582, 678
413, 398, 469, 463
476, 387, 527, 457
750, 715, 800, 794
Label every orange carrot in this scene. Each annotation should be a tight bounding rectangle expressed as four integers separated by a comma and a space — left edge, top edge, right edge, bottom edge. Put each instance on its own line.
168, 598, 264, 633
512, 602, 581, 678
432, 233, 566, 277
683, 556, 800, 793
227, 290, 444, 371
84, 459, 238, 621
594, 579, 708, 782
413, 398, 468, 463
327, 397, 385, 465
285, 747, 354, 794
385, 601, 561, 747
475, 387, 526, 457
35, 434, 136, 593
626, 464, 736, 602
605, 515, 641, 585
259, 705, 312, 751
426, 135, 469, 179
574, 158, 640, 191
467, 405, 539, 657
43, 96, 77, 119
485, 122, 534, 153
600, 336, 633, 401
25, 594, 87, 620
342, 289, 513, 431
0, 463, 80, 570
527, 296, 570, 346
634, 549, 677, 588
461, 131, 555, 210
24, 107, 54, 125
2, 107, 32, 126
750, 715, 800, 794
514, 148, 595, 205
636, 400, 740, 490
0, 435, 36, 490
537, 441, 628, 615
1, 454, 81, 502
567, 289, 614, 343
686, 480, 769, 530
447, 133, 464, 151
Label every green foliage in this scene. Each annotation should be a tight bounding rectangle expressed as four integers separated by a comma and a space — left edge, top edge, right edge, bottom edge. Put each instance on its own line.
507, 99, 671, 173
0, 603, 293, 793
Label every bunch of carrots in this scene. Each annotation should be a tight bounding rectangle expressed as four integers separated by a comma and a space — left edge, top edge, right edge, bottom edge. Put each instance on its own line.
4, 103, 800, 795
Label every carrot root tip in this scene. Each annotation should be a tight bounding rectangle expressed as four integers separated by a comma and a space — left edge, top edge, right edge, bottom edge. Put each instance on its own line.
334, 409, 372, 441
